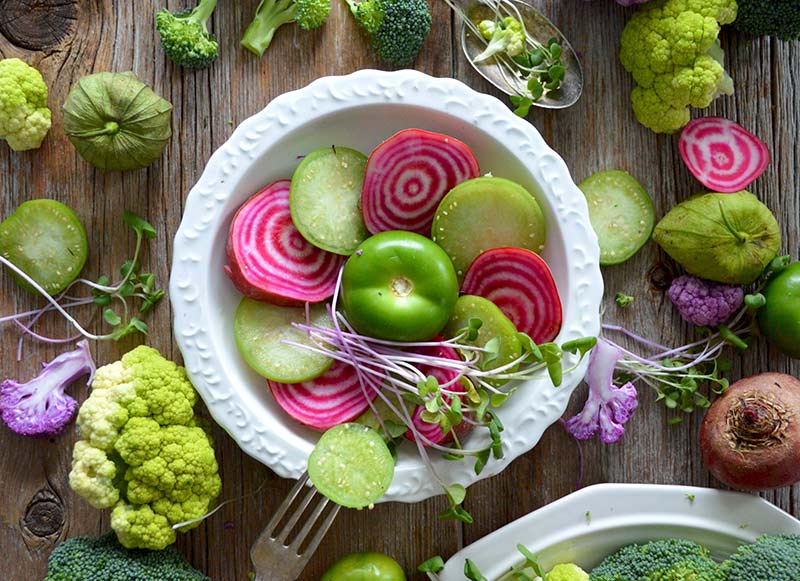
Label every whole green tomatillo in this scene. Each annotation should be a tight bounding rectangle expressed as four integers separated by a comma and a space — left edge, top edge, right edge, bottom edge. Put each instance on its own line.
758, 261, 800, 359
341, 231, 458, 342
322, 552, 406, 580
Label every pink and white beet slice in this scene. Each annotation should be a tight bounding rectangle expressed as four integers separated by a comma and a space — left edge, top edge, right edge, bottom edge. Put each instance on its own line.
679, 117, 770, 193
224, 180, 345, 305
361, 128, 480, 236
461, 247, 563, 344
269, 360, 377, 431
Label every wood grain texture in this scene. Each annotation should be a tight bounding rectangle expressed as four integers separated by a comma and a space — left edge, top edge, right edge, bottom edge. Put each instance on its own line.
0, 0, 797, 579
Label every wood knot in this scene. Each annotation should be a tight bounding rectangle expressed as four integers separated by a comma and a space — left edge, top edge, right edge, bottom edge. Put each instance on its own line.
0, 0, 77, 51
648, 261, 676, 291
22, 489, 64, 538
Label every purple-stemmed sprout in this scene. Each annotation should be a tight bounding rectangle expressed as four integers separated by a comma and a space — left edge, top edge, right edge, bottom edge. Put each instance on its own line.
0, 212, 164, 358
288, 268, 596, 523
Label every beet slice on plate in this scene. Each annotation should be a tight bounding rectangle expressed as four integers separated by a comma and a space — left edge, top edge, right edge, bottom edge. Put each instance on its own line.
269, 360, 377, 431
362, 128, 480, 236
461, 247, 563, 344
679, 117, 770, 193
225, 180, 345, 304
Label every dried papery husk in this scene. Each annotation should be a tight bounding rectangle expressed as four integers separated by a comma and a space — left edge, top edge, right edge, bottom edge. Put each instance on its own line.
63, 71, 172, 172
653, 191, 780, 284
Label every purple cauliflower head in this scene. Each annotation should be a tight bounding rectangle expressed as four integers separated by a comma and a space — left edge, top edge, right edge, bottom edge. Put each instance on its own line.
565, 338, 638, 444
0, 341, 95, 438
668, 275, 743, 327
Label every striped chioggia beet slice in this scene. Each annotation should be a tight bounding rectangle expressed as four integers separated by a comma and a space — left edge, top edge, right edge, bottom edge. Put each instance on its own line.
679, 117, 770, 193
406, 343, 472, 446
461, 247, 563, 344
224, 180, 345, 305
362, 128, 480, 235
269, 360, 378, 431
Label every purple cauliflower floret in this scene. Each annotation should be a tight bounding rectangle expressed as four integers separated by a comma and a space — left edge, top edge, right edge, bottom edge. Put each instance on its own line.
0, 341, 95, 438
668, 275, 744, 328
565, 338, 638, 444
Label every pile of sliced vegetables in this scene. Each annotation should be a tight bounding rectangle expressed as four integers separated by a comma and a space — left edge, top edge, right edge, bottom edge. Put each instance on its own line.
224, 127, 592, 519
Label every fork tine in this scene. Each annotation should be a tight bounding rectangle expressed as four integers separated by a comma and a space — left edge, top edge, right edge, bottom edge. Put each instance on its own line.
288, 495, 334, 552
263, 473, 310, 534
298, 502, 341, 557
275, 486, 317, 544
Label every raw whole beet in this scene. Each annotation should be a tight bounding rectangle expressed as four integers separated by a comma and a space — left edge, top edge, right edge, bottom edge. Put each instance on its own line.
700, 373, 800, 491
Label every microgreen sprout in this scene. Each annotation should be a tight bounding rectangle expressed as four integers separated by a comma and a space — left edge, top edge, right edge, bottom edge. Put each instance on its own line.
0, 211, 164, 356
421, 544, 545, 581
289, 268, 595, 523
441, 0, 566, 116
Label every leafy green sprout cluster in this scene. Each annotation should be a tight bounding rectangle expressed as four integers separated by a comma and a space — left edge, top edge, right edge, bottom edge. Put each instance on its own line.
291, 272, 595, 523
0, 212, 163, 351
419, 544, 547, 581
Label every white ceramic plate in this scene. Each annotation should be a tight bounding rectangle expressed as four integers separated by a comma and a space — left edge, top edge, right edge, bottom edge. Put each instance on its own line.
439, 483, 800, 579
170, 69, 602, 502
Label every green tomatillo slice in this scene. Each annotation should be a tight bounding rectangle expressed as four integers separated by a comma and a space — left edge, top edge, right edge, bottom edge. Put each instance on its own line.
341, 231, 459, 342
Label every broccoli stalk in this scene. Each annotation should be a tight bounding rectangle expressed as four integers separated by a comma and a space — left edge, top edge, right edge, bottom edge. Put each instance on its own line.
242, 0, 331, 57
345, 0, 432, 66
155, 0, 219, 69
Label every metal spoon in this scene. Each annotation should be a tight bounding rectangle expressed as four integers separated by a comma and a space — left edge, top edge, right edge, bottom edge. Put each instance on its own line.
447, 0, 583, 110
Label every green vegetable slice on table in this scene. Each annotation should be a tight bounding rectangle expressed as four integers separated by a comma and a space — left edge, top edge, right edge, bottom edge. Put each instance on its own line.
63, 71, 173, 171
68, 346, 222, 550
578, 170, 654, 266
156, 0, 219, 69
0, 58, 51, 151
0, 199, 88, 295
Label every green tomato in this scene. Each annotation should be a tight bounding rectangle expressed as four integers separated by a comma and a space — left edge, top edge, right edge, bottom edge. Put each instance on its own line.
341, 231, 459, 341
322, 552, 406, 581
758, 262, 800, 359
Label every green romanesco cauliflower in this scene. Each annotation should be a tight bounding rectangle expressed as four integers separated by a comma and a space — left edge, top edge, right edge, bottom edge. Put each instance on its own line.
0, 58, 52, 151
546, 562, 590, 581
69, 346, 221, 551
619, 0, 738, 133
475, 16, 526, 62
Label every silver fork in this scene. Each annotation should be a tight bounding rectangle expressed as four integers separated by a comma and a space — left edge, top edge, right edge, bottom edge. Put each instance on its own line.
250, 472, 341, 581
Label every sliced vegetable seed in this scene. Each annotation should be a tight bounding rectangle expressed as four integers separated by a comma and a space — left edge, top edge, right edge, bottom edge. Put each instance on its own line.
290, 146, 369, 255
233, 297, 333, 383
0, 199, 88, 295
578, 170, 654, 266
308, 423, 395, 509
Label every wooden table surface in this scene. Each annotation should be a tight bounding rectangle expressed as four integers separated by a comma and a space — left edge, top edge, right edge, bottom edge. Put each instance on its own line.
1, 1, 798, 579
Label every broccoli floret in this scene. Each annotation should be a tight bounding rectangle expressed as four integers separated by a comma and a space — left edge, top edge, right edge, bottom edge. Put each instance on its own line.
155, 0, 219, 69
590, 539, 726, 581
346, 0, 432, 66
734, 0, 800, 41
45, 533, 209, 581
242, 0, 331, 57
475, 17, 526, 62
721, 534, 800, 581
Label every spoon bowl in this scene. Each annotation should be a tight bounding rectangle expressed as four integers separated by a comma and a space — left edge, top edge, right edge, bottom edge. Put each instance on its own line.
458, 0, 583, 110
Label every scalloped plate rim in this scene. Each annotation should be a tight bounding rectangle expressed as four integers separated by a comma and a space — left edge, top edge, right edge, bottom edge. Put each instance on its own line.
169, 69, 603, 503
